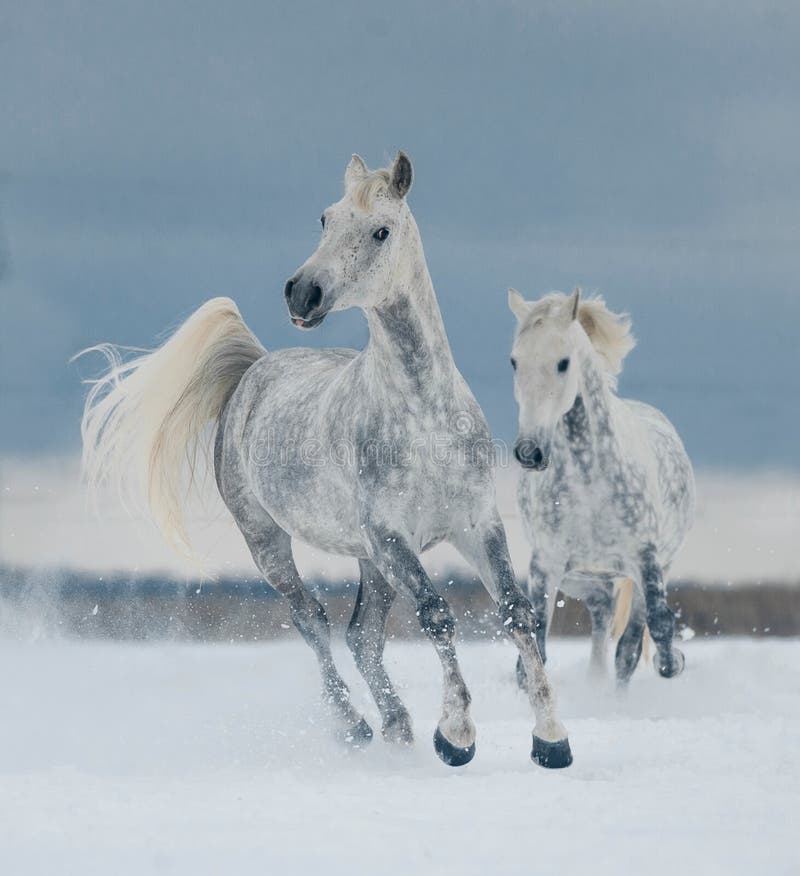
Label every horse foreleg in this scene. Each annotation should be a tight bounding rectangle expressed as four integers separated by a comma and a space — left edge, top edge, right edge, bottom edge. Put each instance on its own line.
365, 528, 476, 767
640, 546, 685, 678
515, 552, 557, 690
456, 517, 572, 769
346, 560, 413, 744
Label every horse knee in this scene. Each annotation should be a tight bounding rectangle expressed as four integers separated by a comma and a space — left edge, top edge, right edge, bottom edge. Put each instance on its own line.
417, 594, 455, 640
499, 590, 540, 637
528, 591, 550, 630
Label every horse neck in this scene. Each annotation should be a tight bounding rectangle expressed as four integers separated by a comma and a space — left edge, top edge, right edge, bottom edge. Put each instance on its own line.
562, 343, 616, 448
363, 229, 456, 397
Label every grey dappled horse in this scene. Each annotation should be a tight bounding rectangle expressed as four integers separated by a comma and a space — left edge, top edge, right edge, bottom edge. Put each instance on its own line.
80, 154, 572, 768
508, 288, 694, 686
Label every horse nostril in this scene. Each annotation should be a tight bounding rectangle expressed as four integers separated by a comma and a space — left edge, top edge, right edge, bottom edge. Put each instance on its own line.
515, 440, 545, 469
284, 279, 294, 299
308, 284, 323, 311
514, 442, 533, 465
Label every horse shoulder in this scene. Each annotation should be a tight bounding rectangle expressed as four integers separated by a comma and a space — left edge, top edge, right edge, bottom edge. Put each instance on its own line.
452, 372, 492, 437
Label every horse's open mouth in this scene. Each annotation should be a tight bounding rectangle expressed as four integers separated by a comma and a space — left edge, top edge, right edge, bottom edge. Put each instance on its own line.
291, 314, 326, 330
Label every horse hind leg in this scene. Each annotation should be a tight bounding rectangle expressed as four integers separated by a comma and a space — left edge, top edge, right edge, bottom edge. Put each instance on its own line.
346, 560, 414, 744
232, 498, 372, 746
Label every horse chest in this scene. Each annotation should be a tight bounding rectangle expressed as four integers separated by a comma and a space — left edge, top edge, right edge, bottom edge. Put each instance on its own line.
522, 451, 656, 563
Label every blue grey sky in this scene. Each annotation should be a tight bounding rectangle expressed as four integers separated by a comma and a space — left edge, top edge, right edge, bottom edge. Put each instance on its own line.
1, 1, 798, 468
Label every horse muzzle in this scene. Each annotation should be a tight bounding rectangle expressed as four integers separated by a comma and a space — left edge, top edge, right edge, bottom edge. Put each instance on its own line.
514, 438, 550, 471
284, 275, 329, 329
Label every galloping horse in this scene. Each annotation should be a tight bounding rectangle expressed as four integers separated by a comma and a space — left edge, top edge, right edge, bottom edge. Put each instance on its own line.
80, 154, 572, 768
508, 288, 694, 685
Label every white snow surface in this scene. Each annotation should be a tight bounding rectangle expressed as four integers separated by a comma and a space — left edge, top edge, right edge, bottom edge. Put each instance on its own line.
0, 636, 797, 874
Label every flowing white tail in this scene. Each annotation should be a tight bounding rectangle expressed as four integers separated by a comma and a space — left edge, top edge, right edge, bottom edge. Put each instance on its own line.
78, 297, 265, 560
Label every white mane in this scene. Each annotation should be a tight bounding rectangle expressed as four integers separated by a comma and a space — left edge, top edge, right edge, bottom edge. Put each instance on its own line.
575, 295, 636, 376
521, 291, 636, 379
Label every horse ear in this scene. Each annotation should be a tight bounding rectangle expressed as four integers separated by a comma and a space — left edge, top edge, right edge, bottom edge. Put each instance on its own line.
390, 151, 413, 199
508, 288, 530, 321
568, 287, 581, 321
345, 154, 368, 191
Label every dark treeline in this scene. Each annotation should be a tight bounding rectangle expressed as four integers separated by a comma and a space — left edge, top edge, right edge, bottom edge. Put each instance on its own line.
1, 565, 798, 641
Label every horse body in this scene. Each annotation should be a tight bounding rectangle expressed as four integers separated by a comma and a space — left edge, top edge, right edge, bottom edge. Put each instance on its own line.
519, 383, 694, 584
216, 295, 493, 559
81, 153, 572, 769
509, 288, 694, 683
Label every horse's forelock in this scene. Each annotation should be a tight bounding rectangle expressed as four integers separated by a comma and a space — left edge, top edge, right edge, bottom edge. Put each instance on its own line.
515, 294, 562, 335
518, 292, 636, 379
349, 169, 392, 211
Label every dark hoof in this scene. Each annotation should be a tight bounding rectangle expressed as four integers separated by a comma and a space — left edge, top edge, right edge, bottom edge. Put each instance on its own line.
433, 727, 476, 767
515, 654, 528, 691
656, 648, 685, 679
341, 718, 373, 747
531, 735, 573, 769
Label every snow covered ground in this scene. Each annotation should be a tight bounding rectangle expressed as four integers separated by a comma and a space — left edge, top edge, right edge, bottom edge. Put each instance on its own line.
0, 636, 797, 874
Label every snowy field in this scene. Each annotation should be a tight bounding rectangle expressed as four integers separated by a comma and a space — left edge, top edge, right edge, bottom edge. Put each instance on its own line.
1, 636, 797, 875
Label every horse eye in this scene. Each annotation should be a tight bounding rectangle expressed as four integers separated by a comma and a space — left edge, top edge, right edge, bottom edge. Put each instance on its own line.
557, 358, 570, 373
510, 357, 517, 371
373, 226, 390, 242
320, 214, 326, 228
